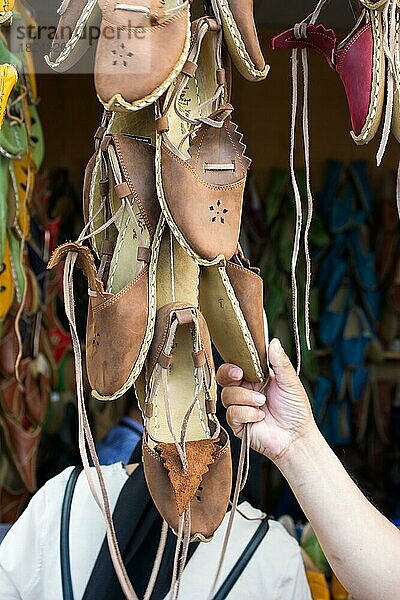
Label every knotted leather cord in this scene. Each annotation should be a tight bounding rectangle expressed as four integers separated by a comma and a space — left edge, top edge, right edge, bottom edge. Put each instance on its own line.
286, 0, 331, 375
289, 47, 303, 376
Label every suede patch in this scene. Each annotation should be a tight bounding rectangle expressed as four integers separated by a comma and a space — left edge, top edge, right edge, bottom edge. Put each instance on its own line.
158, 439, 218, 516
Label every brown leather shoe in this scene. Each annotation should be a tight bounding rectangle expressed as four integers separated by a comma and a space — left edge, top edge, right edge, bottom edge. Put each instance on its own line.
142, 302, 232, 541
0, 359, 47, 492
214, 0, 269, 81
156, 17, 251, 264
50, 134, 164, 401
45, 0, 102, 72
95, 0, 191, 111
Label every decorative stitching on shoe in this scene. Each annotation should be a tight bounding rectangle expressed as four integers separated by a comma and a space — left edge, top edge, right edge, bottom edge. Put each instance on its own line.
45, 0, 98, 69
94, 266, 148, 312
216, 0, 269, 80
99, 11, 191, 112
219, 266, 264, 381
91, 216, 165, 401
351, 10, 383, 142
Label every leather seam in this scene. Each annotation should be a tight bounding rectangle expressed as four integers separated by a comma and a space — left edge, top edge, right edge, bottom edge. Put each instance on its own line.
335, 24, 370, 67
93, 266, 148, 312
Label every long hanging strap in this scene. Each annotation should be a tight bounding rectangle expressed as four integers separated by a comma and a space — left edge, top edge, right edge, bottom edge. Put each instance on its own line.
207, 424, 251, 599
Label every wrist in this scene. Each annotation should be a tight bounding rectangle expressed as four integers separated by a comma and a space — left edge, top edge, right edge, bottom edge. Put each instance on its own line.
272, 422, 325, 476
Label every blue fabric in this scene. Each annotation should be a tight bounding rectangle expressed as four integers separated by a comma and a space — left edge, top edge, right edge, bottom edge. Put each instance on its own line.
96, 417, 143, 465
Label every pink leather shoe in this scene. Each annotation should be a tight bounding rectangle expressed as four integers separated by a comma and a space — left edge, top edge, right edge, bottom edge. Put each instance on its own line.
272, 0, 386, 145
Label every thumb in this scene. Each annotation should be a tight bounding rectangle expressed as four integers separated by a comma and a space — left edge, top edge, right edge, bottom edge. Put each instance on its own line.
268, 339, 300, 390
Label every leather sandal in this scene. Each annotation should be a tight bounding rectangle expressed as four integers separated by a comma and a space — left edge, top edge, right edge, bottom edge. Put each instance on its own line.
199, 250, 267, 383
272, 0, 386, 145
156, 16, 251, 265
142, 303, 232, 542
49, 131, 165, 402
95, 0, 191, 112
213, 0, 269, 81
45, 0, 102, 72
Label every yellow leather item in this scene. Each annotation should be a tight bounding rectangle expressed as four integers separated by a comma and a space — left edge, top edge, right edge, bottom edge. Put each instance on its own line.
0, 63, 17, 129
306, 571, 330, 600
11, 152, 34, 239
331, 574, 350, 600
0, 1, 15, 10
23, 48, 37, 102
0, 0, 14, 23
0, 236, 15, 321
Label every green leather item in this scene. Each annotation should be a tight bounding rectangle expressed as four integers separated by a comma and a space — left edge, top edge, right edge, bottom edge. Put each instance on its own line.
0, 38, 28, 159
0, 38, 23, 73
0, 110, 29, 160
29, 104, 44, 169
0, 155, 9, 262
8, 228, 25, 302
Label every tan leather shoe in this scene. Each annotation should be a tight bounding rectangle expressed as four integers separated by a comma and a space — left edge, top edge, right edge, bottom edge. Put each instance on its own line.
50, 134, 164, 401
199, 251, 267, 383
95, 0, 191, 111
142, 303, 232, 541
214, 0, 269, 81
156, 16, 251, 264
45, 0, 102, 72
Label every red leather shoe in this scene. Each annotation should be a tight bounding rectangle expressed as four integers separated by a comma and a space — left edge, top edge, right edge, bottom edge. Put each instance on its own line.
272, 0, 386, 145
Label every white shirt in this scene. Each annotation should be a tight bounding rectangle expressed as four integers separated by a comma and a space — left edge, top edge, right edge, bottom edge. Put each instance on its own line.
0, 464, 311, 600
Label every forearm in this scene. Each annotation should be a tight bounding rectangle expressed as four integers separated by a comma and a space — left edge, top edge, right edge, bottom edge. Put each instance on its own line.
275, 428, 400, 600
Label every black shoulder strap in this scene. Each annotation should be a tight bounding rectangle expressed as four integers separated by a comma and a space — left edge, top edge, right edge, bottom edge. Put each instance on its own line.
60, 466, 83, 600
212, 517, 270, 600
83, 464, 199, 600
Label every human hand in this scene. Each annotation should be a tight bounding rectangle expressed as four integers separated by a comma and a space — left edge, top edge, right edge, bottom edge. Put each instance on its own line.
217, 338, 316, 463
